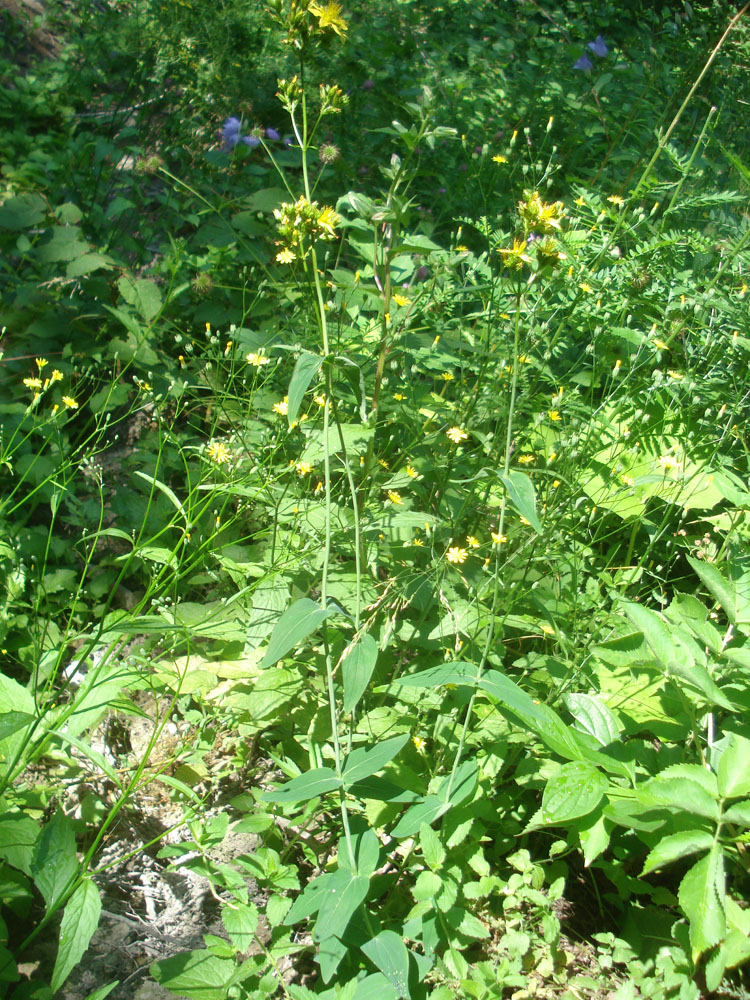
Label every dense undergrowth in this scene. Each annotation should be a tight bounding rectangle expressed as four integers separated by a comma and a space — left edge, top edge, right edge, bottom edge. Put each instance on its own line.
1, 0, 750, 997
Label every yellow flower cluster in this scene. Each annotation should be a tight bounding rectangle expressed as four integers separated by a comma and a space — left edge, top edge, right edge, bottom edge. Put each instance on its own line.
21, 358, 78, 411
274, 195, 340, 258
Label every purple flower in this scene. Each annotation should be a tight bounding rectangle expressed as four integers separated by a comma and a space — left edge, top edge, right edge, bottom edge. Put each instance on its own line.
573, 54, 593, 71
242, 135, 260, 148
222, 117, 242, 148
588, 35, 608, 58
265, 127, 280, 141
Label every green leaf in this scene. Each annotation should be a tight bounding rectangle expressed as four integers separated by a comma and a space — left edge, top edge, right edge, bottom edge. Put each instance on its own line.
539, 762, 608, 826
717, 732, 750, 798
361, 930, 411, 998
353, 973, 400, 1000
260, 598, 332, 668
678, 846, 726, 961
398, 662, 480, 689
499, 470, 542, 533
284, 873, 332, 925
0, 811, 40, 874
51, 878, 102, 991
150, 949, 239, 1000
135, 472, 187, 524
262, 767, 341, 804
391, 796, 451, 839
66, 252, 114, 277
722, 800, 750, 826
419, 824, 445, 872
337, 823, 381, 878
342, 735, 409, 786
412, 870, 443, 901
0, 712, 34, 743
342, 634, 379, 713
313, 868, 369, 942
30, 810, 77, 910
82, 983, 119, 1000
687, 556, 750, 628
117, 276, 163, 323
222, 901, 258, 952
37, 226, 90, 263
0, 192, 46, 229
641, 831, 715, 876
287, 351, 323, 427
563, 693, 622, 745
639, 777, 719, 821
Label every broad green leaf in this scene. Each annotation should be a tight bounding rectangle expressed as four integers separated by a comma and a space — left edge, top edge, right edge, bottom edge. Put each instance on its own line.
117, 276, 163, 323
342, 734, 409, 786
563, 693, 622, 745
342, 634, 379, 713
361, 930, 411, 998
353, 973, 400, 1000
687, 556, 750, 628
337, 824, 381, 878
30, 810, 77, 910
287, 351, 323, 426
398, 662, 480, 689
419, 824, 445, 872
245, 187, 288, 213
313, 868, 369, 942
262, 767, 341, 804
578, 812, 611, 868
135, 472, 187, 523
151, 949, 238, 999
391, 796, 451, 839
222, 901, 258, 952
717, 732, 750, 799
641, 831, 714, 876
0, 192, 46, 229
51, 878, 101, 991
37, 226, 89, 263
0, 712, 34, 742
260, 598, 332, 668
66, 252, 114, 277
638, 778, 719, 821
438, 759, 478, 806
722, 800, 750, 826
0, 675, 35, 764
678, 846, 726, 961
499, 470, 542, 533
412, 870, 443, 901
284, 873, 332, 925
0, 812, 40, 874
539, 762, 608, 826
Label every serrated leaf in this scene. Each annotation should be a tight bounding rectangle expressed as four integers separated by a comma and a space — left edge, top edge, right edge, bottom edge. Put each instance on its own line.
262, 767, 341, 803
342, 734, 409, 786
717, 733, 750, 798
641, 831, 715, 875
30, 810, 77, 910
499, 470, 542, 533
564, 693, 622, 745
678, 846, 726, 961
539, 762, 608, 825
222, 901, 258, 952
341, 634, 379, 713
150, 949, 238, 999
51, 879, 101, 991
361, 930, 411, 998
723, 800, 750, 826
419, 824, 445, 872
639, 778, 719, 821
0, 712, 35, 742
0, 812, 40, 874
117, 276, 163, 323
0, 192, 46, 229
260, 598, 332, 668
412, 870, 443, 901
287, 351, 324, 427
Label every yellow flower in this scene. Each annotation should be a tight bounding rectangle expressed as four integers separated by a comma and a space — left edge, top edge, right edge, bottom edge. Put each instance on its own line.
35, 357, 48, 370
247, 350, 271, 366
273, 396, 289, 416
50, 369, 63, 383
378, 458, 390, 469
315, 480, 324, 494
519, 516, 531, 526
491, 532, 507, 545
574, 195, 585, 207
412, 536, 424, 546
548, 452, 557, 463
579, 282, 593, 293
61, 395, 79, 410
466, 536, 480, 548
317, 205, 340, 238
607, 195, 625, 206
518, 454, 535, 464
653, 339, 669, 351
308, 0, 348, 37
552, 480, 560, 489
456, 245, 469, 253
393, 392, 406, 401
405, 464, 419, 479
446, 546, 468, 565
387, 490, 403, 505
548, 410, 561, 421
658, 455, 680, 471
412, 735, 427, 752
314, 394, 327, 407
492, 155, 507, 164
667, 370, 684, 381
23, 377, 43, 390
498, 237, 531, 271
276, 248, 296, 264
392, 293, 411, 307
441, 372, 454, 381
622, 474, 635, 487
296, 462, 312, 476
206, 441, 231, 465
446, 426, 468, 444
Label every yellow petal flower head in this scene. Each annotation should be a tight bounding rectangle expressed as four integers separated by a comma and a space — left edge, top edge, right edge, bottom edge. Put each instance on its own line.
316, 205, 340, 239
247, 350, 272, 366
308, 1, 348, 38
466, 535, 480, 549
273, 396, 289, 416
518, 190, 565, 236
446, 546, 468, 565
62, 395, 79, 410
23, 377, 43, 390
446, 426, 468, 444
498, 237, 532, 272
387, 490, 404, 505
276, 248, 296, 264
296, 461, 312, 476
206, 441, 231, 465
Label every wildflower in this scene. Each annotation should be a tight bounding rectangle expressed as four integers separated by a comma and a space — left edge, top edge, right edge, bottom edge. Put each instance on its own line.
296, 462, 312, 476
405, 464, 419, 479
613, 359, 622, 375
247, 350, 271, 366
622, 474, 635, 487
491, 532, 507, 545
387, 490, 404, 505
273, 397, 289, 416
548, 410, 561, 421
412, 735, 426, 752
378, 458, 390, 470
540, 623, 555, 636
548, 452, 557, 462
552, 480, 560, 489
392, 293, 411, 307
579, 282, 593, 293
519, 516, 531, 526
574, 195, 586, 207
317, 205, 340, 238
441, 372, 454, 382
36, 357, 48, 370
446, 546, 468, 565
315, 481, 324, 494
62, 395, 79, 410
518, 454, 535, 464
653, 339, 669, 350
456, 245, 469, 253
659, 455, 680, 471
23, 377, 43, 390
50, 369, 63, 382
413, 536, 424, 546
588, 35, 608, 57
222, 117, 242, 148
466, 536, 480, 549
573, 54, 593, 71
207, 441, 231, 465
276, 248, 296, 264
667, 370, 684, 381
498, 237, 531, 271
446, 426, 468, 444
308, 0, 348, 38
265, 127, 280, 141
518, 190, 565, 236
607, 195, 625, 207
492, 154, 507, 164
318, 142, 341, 164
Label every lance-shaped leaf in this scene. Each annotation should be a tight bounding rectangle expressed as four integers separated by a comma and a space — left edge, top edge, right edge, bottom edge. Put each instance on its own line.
263, 767, 341, 804
51, 879, 102, 991
260, 598, 332, 668
287, 351, 324, 426
499, 470, 542, 533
